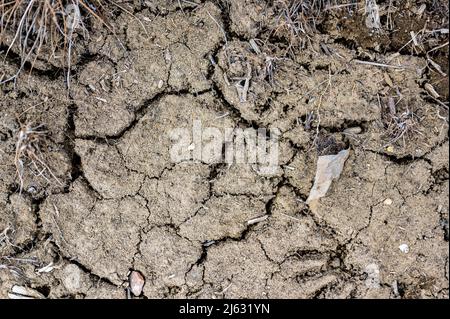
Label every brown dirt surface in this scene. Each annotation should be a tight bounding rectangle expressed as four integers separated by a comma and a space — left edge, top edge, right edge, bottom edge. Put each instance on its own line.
0, 0, 448, 299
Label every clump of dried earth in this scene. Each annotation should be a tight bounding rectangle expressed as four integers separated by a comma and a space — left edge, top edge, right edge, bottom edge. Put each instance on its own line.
0, 1, 448, 299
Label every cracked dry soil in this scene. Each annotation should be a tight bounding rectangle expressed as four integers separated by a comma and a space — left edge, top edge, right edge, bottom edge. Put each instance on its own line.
0, 1, 449, 299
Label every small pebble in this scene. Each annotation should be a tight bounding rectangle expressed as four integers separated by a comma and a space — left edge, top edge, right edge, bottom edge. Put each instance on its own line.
383, 198, 393, 205
344, 126, 362, 135
129, 270, 145, 296
27, 186, 37, 194
386, 146, 395, 153
399, 244, 409, 254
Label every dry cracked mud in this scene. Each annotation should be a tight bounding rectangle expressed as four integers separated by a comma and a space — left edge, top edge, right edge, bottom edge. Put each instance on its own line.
0, 1, 448, 299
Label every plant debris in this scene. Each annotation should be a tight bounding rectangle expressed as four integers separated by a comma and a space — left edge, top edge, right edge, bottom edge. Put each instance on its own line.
306, 149, 350, 206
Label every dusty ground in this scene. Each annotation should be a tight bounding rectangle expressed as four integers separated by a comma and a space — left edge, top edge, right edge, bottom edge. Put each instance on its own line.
0, 0, 448, 299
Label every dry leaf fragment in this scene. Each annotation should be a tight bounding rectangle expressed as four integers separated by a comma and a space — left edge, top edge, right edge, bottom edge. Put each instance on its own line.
306, 149, 350, 206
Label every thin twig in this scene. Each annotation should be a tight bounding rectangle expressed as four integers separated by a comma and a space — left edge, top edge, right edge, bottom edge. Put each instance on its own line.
353, 59, 406, 69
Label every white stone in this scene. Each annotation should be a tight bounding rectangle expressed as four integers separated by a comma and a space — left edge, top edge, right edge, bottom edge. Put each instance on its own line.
399, 244, 409, 253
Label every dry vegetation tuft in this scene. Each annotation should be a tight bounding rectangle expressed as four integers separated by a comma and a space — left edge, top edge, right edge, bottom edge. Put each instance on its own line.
14, 120, 62, 194
268, 0, 356, 53
382, 97, 422, 148
0, 0, 120, 86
